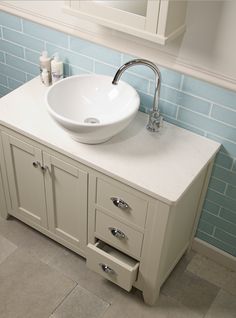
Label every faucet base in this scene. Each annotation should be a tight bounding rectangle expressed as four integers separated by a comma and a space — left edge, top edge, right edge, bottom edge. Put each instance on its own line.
146, 111, 163, 132
146, 124, 160, 132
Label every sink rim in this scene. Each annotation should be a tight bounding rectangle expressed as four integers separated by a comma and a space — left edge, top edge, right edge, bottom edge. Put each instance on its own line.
45, 74, 140, 128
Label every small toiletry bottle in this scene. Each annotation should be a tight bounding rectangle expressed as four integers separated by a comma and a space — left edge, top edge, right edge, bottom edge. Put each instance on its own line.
39, 51, 51, 83
42, 68, 50, 87
51, 53, 64, 84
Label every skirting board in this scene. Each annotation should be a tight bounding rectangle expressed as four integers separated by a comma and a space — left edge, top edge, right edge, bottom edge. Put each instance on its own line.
192, 237, 236, 272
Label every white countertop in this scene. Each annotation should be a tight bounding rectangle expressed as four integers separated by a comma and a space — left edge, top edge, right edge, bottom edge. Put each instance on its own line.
0, 77, 220, 204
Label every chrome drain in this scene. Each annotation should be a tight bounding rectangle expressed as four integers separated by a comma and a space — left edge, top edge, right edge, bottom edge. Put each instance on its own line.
84, 117, 100, 124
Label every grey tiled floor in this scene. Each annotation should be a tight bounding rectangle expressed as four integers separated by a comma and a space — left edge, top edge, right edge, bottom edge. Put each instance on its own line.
0, 216, 235, 318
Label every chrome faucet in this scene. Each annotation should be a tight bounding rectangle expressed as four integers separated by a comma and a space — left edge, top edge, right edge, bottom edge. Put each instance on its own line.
112, 59, 162, 132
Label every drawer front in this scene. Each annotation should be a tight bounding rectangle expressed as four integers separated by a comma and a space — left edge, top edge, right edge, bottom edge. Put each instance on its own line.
86, 242, 139, 291
96, 178, 148, 228
95, 210, 143, 259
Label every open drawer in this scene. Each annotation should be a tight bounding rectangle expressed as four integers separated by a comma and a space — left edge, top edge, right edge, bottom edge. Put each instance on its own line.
86, 241, 139, 291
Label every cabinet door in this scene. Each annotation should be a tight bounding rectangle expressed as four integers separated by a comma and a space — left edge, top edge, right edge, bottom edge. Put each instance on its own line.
43, 152, 88, 251
71, 0, 160, 33
2, 133, 48, 227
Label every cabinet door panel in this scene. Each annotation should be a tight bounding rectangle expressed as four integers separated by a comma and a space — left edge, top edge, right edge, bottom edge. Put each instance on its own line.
2, 133, 47, 227
44, 153, 87, 251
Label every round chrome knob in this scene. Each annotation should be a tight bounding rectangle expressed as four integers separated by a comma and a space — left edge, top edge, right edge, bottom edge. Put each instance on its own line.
32, 161, 39, 168
110, 197, 129, 210
99, 263, 115, 275
41, 165, 48, 173
109, 227, 127, 240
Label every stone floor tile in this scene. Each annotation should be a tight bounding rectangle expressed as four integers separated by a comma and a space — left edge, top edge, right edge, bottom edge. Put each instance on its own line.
0, 249, 76, 318
162, 267, 219, 315
0, 217, 66, 263
47, 247, 124, 303
102, 289, 202, 318
205, 290, 236, 318
187, 254, 236, 296
0, 234, 17, 264
50, 285, 109, 318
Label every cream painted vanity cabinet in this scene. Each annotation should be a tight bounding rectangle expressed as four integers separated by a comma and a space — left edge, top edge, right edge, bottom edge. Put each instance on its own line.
0, 130, 88, 256
0, 78, 220, 305
65, 0, 187, 44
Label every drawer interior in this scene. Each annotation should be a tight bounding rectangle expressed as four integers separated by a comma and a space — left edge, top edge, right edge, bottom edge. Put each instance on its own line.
86, 240, 139, 291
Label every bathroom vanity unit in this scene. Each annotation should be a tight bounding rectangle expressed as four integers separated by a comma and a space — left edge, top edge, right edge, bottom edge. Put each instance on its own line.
0, 78, 220, 305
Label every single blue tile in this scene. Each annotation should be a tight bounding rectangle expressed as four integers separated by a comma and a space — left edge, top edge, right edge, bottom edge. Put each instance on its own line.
23, 20, 68, 48
6, 54, 39, 75
178, 108, 236, 143
183, 75, 236, 111
70, 36, 121, 66
46, 43, 93, 72
211, 104, 236, 127
150, 68, 182, 90
208, 177, 227, 194
203, 200, 220, 215
206, 133, 236, 158
0, 62, 26, 82
177, 91, 211, 115
160, 67, 182, 89
206, 189, 236, 214
159, 99, 177, 119
166, 117, 206, 136
69, 65, 91, 76
138, 91, 153, 109
226, 184, 236, 200
25, 49, 40, 64
0, 39, 24, 58
0, 11, 22, 31
215, 152, 233, 169
8, 78, 23, 90
196, 230, 235, 256
3, 28, 44, 52
159, 85, 179, 105
197, 219, 214, 235
0, 51, 4, 63
95, 61, 117, 77
220, 208, 236, 224
121, 72, 149, 93
26, 74, 36, 81
0, 74, 7, 86
0, 84, 11, 96
212, 165, 236, 187
214, 228, 236, 247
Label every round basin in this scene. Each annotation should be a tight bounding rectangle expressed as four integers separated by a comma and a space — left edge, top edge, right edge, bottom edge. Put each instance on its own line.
45, 74, 140, 144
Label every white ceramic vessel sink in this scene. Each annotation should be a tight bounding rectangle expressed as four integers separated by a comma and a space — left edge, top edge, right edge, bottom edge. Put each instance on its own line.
46, 74, 140, 144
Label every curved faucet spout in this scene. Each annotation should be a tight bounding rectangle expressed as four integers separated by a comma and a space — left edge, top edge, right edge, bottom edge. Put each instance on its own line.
112, 59, 162, 132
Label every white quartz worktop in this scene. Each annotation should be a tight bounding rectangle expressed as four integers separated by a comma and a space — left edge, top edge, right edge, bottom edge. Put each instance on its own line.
0, 77, 220, 204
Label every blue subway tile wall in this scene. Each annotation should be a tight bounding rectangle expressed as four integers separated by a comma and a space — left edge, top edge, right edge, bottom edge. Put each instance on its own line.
0, 11, 236, 256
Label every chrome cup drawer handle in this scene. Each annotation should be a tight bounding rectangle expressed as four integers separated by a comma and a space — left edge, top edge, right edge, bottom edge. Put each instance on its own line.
99, 263, 116, 275
109, 227, 127, 240
110, 197, 129, 210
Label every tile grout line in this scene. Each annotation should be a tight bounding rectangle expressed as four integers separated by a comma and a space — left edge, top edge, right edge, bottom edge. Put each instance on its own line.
48, 282, 78, 317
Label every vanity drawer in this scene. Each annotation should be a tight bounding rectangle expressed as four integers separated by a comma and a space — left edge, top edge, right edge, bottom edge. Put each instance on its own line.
86, 241, 139, 291
96, 178, 148, 228
95, 210, 143, 259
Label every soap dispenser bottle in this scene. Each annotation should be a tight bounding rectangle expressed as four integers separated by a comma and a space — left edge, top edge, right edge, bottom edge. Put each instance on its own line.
51, 53, 64, 84
39, 51, 51, 83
